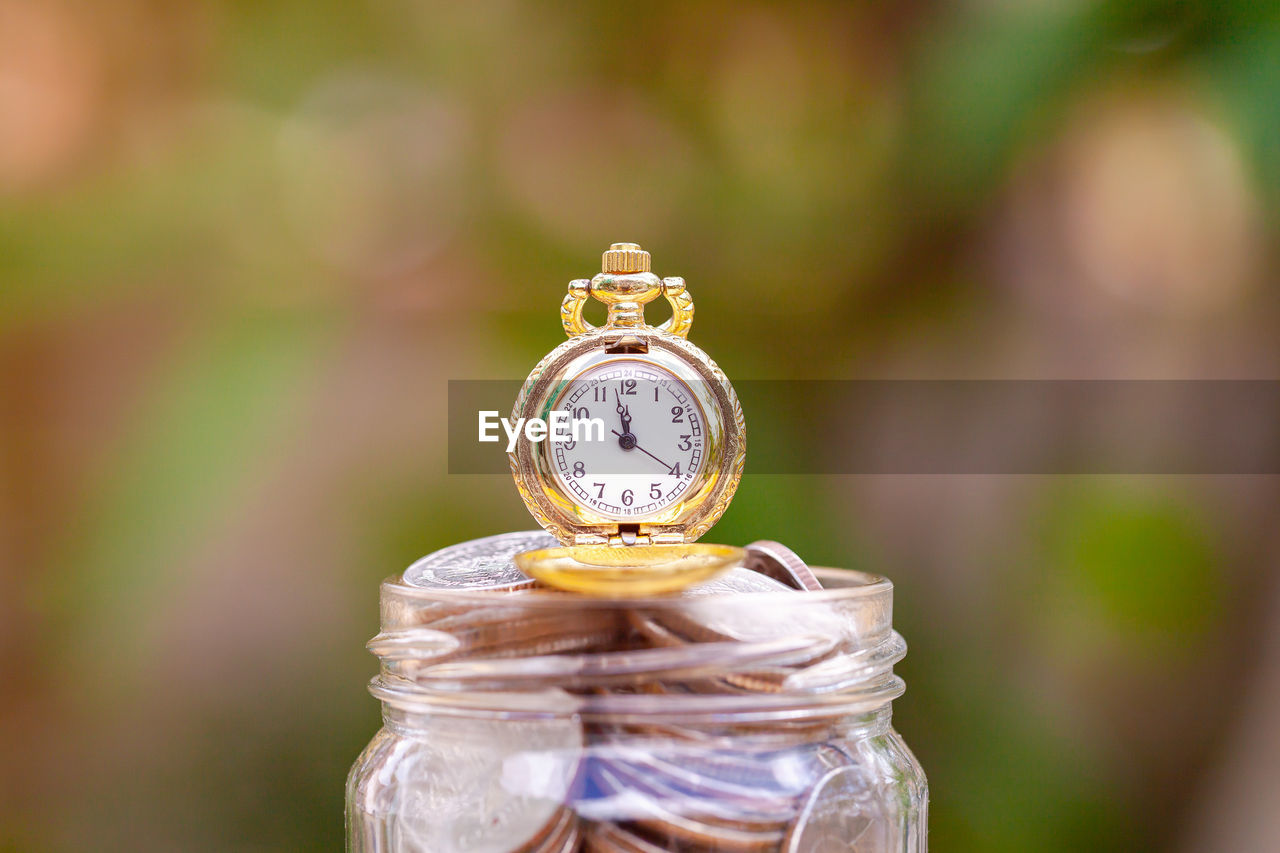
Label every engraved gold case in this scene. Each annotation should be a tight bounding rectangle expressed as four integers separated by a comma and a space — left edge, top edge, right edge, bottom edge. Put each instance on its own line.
509, 243, 745, 547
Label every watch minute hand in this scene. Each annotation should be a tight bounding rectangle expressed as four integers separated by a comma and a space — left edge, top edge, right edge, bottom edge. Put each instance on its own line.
610, 430, 675, 472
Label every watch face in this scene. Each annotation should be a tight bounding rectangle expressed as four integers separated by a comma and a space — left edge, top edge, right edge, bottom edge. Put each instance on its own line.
547, 358, 707, 521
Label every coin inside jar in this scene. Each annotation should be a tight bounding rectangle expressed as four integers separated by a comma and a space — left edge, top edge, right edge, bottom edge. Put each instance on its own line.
385, 714, 585, 853
582, 822, 670, 853
511, 806, 579, 853
784, 765, 887, 853
586, 763, 786, 852
361, 534, 916, 853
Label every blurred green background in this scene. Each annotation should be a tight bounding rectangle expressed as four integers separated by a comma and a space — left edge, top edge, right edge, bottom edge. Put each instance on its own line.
3, 1, 1279, 850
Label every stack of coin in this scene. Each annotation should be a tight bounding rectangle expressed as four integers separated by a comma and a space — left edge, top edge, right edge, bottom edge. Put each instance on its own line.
378, 532, 893, 853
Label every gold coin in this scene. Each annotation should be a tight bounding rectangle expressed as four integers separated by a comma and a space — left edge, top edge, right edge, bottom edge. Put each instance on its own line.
514, 543, 744, 597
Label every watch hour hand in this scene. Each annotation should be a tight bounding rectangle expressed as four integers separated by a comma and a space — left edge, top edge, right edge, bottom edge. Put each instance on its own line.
614, 389, 632, 435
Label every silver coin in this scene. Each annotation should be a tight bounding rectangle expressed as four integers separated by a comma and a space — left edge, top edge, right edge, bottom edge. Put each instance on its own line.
392, 713, 584, 853
679, 566, 795, 596
587, 763, 786, 851
744, 541, 824, 591
784, 765, 887, 853
402, 530, 555, 591
593, 736, 849, 804
642, 567, 843, 649
593, 750, 796, 831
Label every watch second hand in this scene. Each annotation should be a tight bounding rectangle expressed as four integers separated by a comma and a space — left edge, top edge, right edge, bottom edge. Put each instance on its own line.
610, 430, 677, 472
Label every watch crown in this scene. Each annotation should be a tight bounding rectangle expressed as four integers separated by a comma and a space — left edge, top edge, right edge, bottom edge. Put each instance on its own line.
602, 242, 650, 274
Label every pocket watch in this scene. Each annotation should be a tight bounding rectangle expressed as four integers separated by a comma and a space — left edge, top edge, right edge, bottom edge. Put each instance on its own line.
509, 243, 746, 593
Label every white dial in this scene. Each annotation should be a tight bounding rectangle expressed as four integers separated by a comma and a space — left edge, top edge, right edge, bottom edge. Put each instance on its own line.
548, 359, 706, 520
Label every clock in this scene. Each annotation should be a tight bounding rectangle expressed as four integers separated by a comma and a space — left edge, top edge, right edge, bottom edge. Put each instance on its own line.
509, 243, 745, 548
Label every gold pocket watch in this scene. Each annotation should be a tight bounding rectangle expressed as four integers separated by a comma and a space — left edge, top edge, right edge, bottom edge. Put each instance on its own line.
509, 243, 746, 594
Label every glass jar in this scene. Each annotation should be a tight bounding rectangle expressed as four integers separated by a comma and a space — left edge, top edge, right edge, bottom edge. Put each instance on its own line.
347, 533, 927, 852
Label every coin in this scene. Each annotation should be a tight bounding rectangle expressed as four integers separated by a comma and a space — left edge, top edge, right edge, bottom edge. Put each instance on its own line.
630, 568, 842, 690
425, 607, 622, 652
582, 822, 670, 853
515, 543, 744, 597
621, 754, 802, 811
660, 596, 843, 650
372, 534, 894, 852
395, 607, 624, 676
391, 714, 584, 853
595, 750, 796, 832
680, 566, 796, 596
592, 737, 849, 806
541, 817, 580, 853
403, 530, 556, 591
513, 806, 579, 853
418, 634, 819, 690
784, 765, 886, 853
588, 763, 786, 852
744, 541, 824, 591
